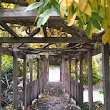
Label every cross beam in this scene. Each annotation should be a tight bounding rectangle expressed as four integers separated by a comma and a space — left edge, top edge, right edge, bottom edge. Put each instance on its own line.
0, 37, 93, 43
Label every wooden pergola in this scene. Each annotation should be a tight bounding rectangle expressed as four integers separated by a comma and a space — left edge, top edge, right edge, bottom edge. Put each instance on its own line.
0, 1, 109, 110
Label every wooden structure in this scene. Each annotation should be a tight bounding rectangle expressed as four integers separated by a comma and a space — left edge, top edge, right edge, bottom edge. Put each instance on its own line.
0, 1, 109, 110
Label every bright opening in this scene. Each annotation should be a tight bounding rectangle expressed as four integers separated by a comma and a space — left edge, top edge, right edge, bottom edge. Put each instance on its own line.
49, 67, 60, 82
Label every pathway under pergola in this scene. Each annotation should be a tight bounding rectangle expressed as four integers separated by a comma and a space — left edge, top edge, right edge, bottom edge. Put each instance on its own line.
0, 3, 109, 110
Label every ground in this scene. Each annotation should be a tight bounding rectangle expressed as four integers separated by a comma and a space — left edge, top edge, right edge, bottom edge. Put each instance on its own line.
29, 82, 79, 110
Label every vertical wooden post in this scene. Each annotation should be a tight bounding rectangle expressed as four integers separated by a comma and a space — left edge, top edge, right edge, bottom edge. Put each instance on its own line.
0, 43, 2, 109
47, 58, 49, 82
88, 50, 93, 110
13, 51, 18, 109
69, 59, 71, 98
75, 59, 78, 104
29, 58, 33, 105
79, 56, 83, 107
60, 62, 62, 82
37, 58, 40, 98
23, 55, 27, 110
102, 44, 110, 110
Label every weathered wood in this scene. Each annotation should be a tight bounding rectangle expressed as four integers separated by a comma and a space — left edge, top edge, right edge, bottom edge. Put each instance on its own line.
0, 0, 28, 6
79, 56, 83, 107
69, 59, 71, 98
13, 51, 18, 109
0, 22, 19, 37
29, 58, 33, 105
0, 37, 92, 43
75, 59, 78, 104
0, 43, 2, 109
88, 50, 93, 110
23, 55, 27, 109
102, 44, 110, 110
37, 59, 40, 98
60, 63, 62, 82
2, 47, 24, 58
0, 7, 59, 21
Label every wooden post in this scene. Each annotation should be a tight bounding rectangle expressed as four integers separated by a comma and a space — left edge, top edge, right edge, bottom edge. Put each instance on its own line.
60, 62, 62, 82
23, 55, 27, 109
75, 59, 78, 105
13, 51, 18, 109
88, 50, 93, 110
37, 58, 40, 98
29, 58, 33, 105
0, 43, 2, 109
102, 44, 110, 110
79, 56, 83, 107
69, 59, 71, 98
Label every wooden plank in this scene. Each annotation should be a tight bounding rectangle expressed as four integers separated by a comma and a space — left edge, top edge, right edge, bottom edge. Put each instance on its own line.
29, 58, 33, 105
0, 37, 92, 43
102, 44, 110, 110
23, 55, 27, 110
75, 59, 78, 104
37, 59, 40, 98
79, 56, 83, 107
88, 50, 93, 110
2, 47, 24, 58
0, 7, 59, 20
0, 43, 2, 109
69, 59, 71, 98
13, 51, 18, 109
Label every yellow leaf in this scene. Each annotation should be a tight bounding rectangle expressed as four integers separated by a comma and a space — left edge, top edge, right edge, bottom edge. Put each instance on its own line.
107, 0, 110, 7
74, 0, 79, 4
66, 0, 74, 8
26, 0, 36, 4
60, 0, 67, 17
108, 36, 110, 44
102, 32, 109, 44
67, 12, 76, 26
92, 0, 97, 8
79, 0, 87, 11
83, 3, 91, 17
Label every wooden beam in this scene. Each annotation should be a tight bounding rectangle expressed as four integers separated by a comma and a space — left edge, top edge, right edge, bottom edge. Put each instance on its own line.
69, 59, 71, 98
75, 59, 78, 105
0, 22, 19, 37
79, 56, 83, 107
0, 0, 28, 6
88, 49, 93, 110
2, 47, 24, 58
29, 58, 33, 105
102, 44, 110, 110
0, 37, 92, 43
13, 51, 18, 109
23, 55, 27, 109
0, 43, 2, 109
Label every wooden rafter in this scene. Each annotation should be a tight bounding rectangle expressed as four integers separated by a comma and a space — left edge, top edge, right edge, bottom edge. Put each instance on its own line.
0, 37, 93, 43
0, 0, 28, 6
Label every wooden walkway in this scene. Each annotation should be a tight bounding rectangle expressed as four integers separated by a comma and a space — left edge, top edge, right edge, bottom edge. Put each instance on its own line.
29, 82, 79, 110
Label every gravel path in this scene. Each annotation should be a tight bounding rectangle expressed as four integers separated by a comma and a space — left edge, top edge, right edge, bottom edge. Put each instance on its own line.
29, 82, 79, 110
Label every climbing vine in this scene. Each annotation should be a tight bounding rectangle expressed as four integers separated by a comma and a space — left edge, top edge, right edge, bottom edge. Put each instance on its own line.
25, 0, 110, 44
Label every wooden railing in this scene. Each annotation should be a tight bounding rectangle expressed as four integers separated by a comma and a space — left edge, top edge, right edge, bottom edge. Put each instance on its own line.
25, 77, 45, 107
65, 77, 80, 105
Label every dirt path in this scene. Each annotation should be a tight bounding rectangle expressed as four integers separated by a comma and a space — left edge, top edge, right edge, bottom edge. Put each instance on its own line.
30, 82, 79, 110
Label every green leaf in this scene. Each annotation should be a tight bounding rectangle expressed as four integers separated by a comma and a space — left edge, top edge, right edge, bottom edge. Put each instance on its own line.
37, 9, 51, 28
91, 18, 101, 30
37, 17, 43, 28
53, 0, 61, 15
25, 2, 43, 11
86, 22, 92, 36
39, 8, 51, 18
78, 17, 84, 28
43, 0, 50, 7
92, 12, 102, 22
